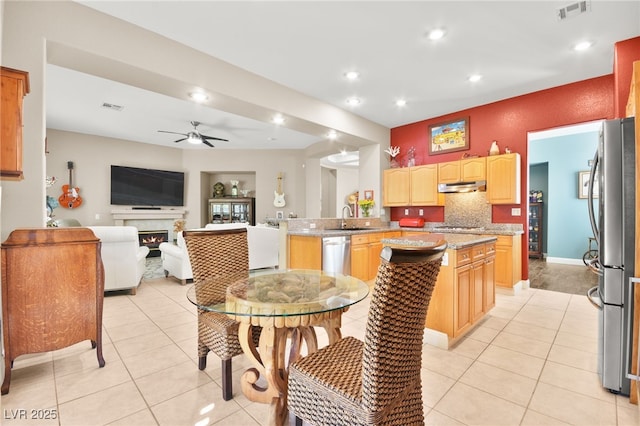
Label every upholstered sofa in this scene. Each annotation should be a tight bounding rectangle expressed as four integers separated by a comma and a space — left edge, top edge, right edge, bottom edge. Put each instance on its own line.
87, 226, 149, 294
158, 223, 279, 284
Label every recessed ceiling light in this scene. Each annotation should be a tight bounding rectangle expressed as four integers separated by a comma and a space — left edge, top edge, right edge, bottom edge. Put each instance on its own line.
468, 74, 482, 83
189, 91, 208, 103
272, 114, 285, 125
346, 97, 361, 106
427, 28, 446, 40
345, 71, 360, 80
327, 130, 338, 140
396, 99, 407, 107
574, 41, 593, 51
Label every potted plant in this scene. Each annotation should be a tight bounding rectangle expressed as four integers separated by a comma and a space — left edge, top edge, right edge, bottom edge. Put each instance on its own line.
358, 199, 375, 217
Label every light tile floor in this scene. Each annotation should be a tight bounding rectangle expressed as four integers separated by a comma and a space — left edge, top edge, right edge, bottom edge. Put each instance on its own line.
3, 266, 640, 425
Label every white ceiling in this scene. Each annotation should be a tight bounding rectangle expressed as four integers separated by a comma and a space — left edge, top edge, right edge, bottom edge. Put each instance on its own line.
46, 1, 640, 151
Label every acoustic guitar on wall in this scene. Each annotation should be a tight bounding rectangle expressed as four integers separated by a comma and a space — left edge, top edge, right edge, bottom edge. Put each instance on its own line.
273, 172, 286, 207
59, 161, 82, 209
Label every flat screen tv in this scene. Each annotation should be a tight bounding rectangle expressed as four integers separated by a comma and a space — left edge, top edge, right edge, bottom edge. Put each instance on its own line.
110, 165, 185, 207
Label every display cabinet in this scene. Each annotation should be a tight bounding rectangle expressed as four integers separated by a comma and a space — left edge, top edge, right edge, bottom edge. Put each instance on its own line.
208, 197, 255, 225
528, 202, 543, 258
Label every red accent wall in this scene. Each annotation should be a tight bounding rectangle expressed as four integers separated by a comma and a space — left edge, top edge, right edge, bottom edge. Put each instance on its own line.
390, 36, 640, 281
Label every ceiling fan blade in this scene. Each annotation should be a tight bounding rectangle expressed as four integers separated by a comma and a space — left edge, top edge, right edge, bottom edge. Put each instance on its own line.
201, 134, 229, 142
202, 139, 214, 148
173, 138, 187, 143
158, 130, 188, 136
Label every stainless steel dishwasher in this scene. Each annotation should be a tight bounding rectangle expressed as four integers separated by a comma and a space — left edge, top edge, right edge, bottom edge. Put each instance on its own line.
322, 236, 351, 275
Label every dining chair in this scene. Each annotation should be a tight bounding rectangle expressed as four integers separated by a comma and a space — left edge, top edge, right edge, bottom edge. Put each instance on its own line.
182, 228, 260, 401
287, 240, 447, 425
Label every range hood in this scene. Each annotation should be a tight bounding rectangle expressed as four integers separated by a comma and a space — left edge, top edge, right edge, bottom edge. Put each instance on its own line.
438, 180, 486, 193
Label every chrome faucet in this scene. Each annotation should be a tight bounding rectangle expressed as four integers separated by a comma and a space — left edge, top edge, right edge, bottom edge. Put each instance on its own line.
341, 205, 353, 229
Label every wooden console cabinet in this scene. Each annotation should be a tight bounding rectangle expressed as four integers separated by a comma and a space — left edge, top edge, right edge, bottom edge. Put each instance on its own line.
1, 228, 106, 394
1, 66, 29, 180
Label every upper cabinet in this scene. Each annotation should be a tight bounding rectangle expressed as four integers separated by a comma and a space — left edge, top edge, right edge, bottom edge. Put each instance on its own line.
383, 168, 410, 206
383, 165, 443, 207
438, 157, 486, 183
410, 164, 443, 206
1, 67, 29, 181
486, 153, 521, 204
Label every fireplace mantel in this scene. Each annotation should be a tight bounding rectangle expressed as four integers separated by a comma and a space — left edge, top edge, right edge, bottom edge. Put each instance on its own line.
111, 208, 186, 225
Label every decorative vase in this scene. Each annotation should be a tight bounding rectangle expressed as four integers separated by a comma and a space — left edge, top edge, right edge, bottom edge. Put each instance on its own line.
230, 180, 239, 197
390, 158, 400, 168
361, 207, 371, 217
489, 140, 500, 156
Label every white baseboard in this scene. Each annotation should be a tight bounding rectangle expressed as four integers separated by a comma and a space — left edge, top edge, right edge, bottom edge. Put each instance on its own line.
545, 257, 584, 266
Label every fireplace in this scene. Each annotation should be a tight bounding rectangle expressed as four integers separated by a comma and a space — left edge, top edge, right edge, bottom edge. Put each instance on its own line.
138, 230, 169, 258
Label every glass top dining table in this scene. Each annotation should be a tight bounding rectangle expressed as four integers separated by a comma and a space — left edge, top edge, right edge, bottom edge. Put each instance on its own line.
186, 268, 370, 319
186, 269, 370, 426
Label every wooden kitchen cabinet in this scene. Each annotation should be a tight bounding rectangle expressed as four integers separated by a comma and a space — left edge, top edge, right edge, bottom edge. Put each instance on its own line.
487, 153, 521, 204
493, 234, 522, 289
288, 235, 322, 270
351, 231, 401, 282
382, 168, 410, 206
1, 67, 29, 180
426, 241, 496, 342
438, 157, 486, 184
383, 165, 442, 207
410, 164, 444, 206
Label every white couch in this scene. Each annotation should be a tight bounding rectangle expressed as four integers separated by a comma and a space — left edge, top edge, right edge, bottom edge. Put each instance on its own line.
159, 223, 279, 284
87, 226, 150, 294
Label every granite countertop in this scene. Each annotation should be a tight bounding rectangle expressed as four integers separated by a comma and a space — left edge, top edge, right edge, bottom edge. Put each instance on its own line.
287, 225, 522, 237
382, 233, 497, 250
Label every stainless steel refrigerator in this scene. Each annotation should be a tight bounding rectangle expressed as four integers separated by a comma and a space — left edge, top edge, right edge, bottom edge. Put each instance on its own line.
587, 117, 635, 395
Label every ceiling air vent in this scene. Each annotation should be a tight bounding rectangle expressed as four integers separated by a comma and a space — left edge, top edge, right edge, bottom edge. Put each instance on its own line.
101, 102, 124, 111
557, 1, 591, 20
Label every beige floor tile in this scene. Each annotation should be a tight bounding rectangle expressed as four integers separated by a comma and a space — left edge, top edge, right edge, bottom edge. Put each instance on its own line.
424, 409, 465, 425
112, 330, 175, 359
529, 382, 617, 425
242, 401, 272, 425
102, 309, 148, 328
150, 382, 243, 426
105, 319, 162, 342
421, 368, 456, 408
162, 321, 199, 342
478, 315, 510, 331
122, 343, 192, 378
465, 323, 501, 343
1, 374, 58, 419
434, 382, 525, 425
567, 294, 597, 315
492, 330, 552, 359
553, 330, 598, 354
144, 302, 194, 320
527, 289, 571, 311
547, 344, 597, 373
213, 409, 261, 425
135, 360, 212, 405
449, 335, 489, 359
149, 309, 196, 330
422, 344, 474, 380
486, 306, 520, 320
478, 345, 545, 379
459, 361, 537, 407
502, 319, 558, 343
617, 401, 640, 426
520, 409, 570, 425
106, 409, 158, 426
55, 359, 132, 404
53, 342, 118, 378
559, 314, 599, 339
512, 304, 564, 330
57, 381, 147, 426
538, 360, 615, 403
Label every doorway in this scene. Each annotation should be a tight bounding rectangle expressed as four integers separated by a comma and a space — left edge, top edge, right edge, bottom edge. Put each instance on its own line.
527, 121, 601, 294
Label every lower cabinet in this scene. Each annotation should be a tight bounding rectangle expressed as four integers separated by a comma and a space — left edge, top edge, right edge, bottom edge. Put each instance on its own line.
288, 235, 322, 270
426, 241, 496, 343
493, 235, 522, 289
350, 231, 401, 282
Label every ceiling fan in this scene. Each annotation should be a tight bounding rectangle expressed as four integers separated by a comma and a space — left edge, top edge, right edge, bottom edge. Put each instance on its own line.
158, 121, 229, 147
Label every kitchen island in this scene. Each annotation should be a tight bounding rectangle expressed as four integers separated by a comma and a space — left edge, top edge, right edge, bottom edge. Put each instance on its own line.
382, 233, 497, 348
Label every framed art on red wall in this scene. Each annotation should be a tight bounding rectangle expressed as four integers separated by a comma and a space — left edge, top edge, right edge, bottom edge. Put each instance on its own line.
428, 117, 469, 155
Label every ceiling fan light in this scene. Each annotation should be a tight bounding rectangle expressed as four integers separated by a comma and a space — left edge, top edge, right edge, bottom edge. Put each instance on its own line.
187, 133, 201, 144
189, 92, 208, 103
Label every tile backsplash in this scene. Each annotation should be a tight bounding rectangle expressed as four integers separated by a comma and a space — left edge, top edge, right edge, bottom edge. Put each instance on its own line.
444, 192, 492, 226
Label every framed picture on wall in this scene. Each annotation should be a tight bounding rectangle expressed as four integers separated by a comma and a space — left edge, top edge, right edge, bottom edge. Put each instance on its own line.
363, 190, 374, 200
428, 117, 469, 155
578, 170, 598, 199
